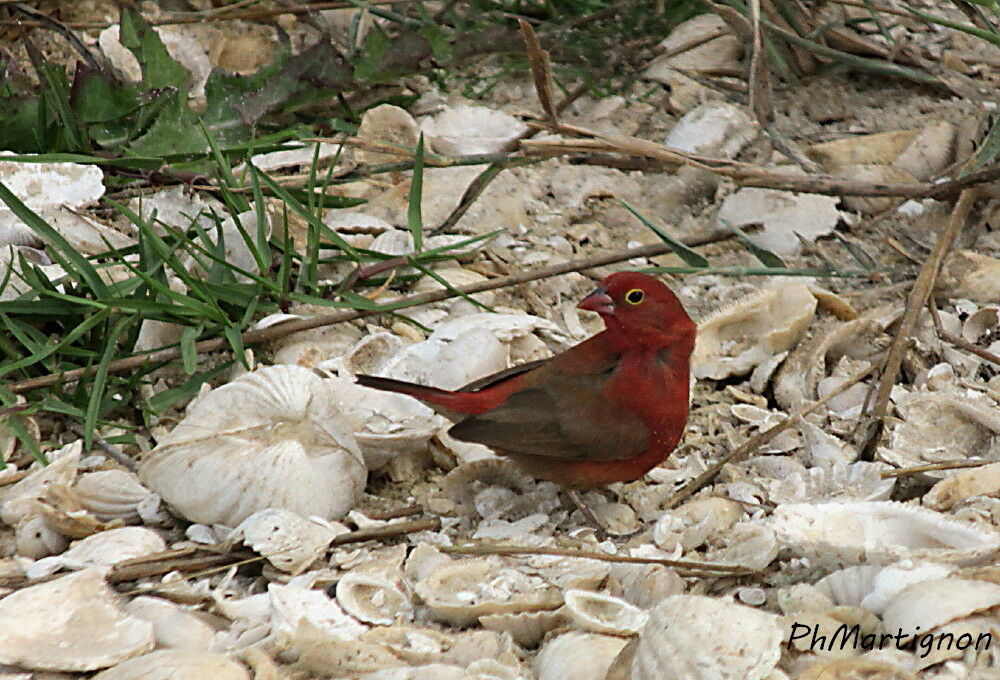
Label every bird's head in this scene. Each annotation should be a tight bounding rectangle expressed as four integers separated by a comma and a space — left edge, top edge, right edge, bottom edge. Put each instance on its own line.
578, 272, 695, 344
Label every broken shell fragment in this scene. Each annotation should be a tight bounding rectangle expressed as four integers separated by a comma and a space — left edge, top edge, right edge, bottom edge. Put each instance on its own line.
937, 250, 1000, 303
336, 571, 414, 625
414, 558, 562, 626
880, 578, 1000, 637
691, 284, 817, 380
60, 526, 166, 569
0, 569, 154, 671
234, 508, 340, 573
770, 501, 998, 565
139, 365, 366, 526
563, 589, 647, 636
0, 439, 80, 526
126, 596, 217, 650
93, 650, 250, 680
419, 105, 528, 155
925, 461, 1000, 510
535, 631, 629, 680
479, 608, 568, 648
631, 595, 782, 680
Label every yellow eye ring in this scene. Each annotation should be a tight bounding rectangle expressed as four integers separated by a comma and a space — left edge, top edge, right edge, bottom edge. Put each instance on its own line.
625, 288, 644, 305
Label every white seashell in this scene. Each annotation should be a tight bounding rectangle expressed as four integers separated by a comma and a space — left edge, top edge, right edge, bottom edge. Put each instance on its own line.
139, 365, 366, 526
815, 562, 953, 614
93, 650, 249, 680
356, 104, 422, 165
362, 624, 457, 664
0, 440, 80, 526
768, 462, 895, 504
563, 590, 648, 636
961, 306, 999, 343
404, 543, 453, 583
479, 608, 568, 648
325, 376, 440, 470
420, 105, 527, 155
268, 581, 366, 648
73, 469, 157, 523
414, 558, 562, 626
363, 663, 466, 680
336, 571, 414, 625
925, 461, 1000, 510
233, 508, 339, 573
663, 103, 756, 158
776, 583, 835, 615
535, 632, 629, 680
716, 188, 841, 256
770, 501, 999, 565
14, 516, 68, 559
126, 596, 217, 650
937, 250, 1000, 303
292, 619, 403, 677
336, 331, 409, 377
707, 522, 779, 571
813, 565, 882, 609
60, 526, 165, 569
631, 595, 782, 680
0, 569, 154, 671
881, 578, 1000, 637
882, 391, 1000, 473
691, 284, 817, 380
607, 563, 685, 609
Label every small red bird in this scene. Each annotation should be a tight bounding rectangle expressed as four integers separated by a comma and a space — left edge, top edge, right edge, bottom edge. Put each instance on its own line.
356, 272, 696, 499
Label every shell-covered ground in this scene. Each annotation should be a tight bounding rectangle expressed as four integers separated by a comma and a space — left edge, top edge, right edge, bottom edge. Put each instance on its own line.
2, 1, 1000, 679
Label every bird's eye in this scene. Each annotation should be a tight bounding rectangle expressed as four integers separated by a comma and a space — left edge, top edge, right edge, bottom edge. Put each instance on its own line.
625, 289, 644, 305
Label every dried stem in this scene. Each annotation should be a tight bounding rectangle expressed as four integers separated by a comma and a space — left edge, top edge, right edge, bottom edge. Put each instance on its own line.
881, 459, 996, 479
5, 232, 726, 394
857, 189, 979, 461
664, 362, 880, 509
927, 301, 1000, 367
440, 544, 753, 575
331, 517, 441, 545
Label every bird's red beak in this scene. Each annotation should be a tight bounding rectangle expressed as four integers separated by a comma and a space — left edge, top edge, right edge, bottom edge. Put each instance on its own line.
578, 287, 615, 315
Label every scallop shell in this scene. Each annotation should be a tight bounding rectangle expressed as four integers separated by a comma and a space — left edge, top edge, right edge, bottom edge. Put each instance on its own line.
774, 318, 886, 411
479, 608, 568, 648
92, 650, 249, 680
14, 515, 68, 559
336, 571, 414, 625
880, 578, 1000, 636
563, 590, 648, 636
535, 631, 630, 680
631, 595, 782, 680
292, 620, 404, 677
0, 569, 154, 671
139, 365, 366, 526
770, 501, 999, 565
767, 462, 895, 504
442, 458, 559, 519
925, 462, 1000, 510
362, 625, 457, 664
60, 526, 166, 569
815, 562, 953, 614
414, 558, 562, 626
0, 439, 80, 526
882, 391, 1000, 472
268, 581, 366, 649
335, 331, 409, 376
126, 596, 217, 650
420, 105, 527, 155
707, 522, 779, 571
607, 563, 685, 609
691, 284, 817, 380
73, 469, 157, 523
233, 508, 339, 574
325, 376, 440, 470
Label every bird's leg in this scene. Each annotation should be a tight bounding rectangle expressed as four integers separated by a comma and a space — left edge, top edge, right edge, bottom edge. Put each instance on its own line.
566, 489, 610, 541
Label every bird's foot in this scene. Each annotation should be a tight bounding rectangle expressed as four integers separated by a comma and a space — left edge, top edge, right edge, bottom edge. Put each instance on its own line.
565, 490, 642, 542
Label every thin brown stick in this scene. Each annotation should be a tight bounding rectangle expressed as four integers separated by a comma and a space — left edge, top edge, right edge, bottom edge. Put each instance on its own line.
881, 459, 996, 479
664, 362, 880, 509
857, 189, 979, 461
440, 544, 752, 574
928, 302, 1000, 367
331, 517, 440, 544
362, 504, 424, 521
5, 232, 726, 394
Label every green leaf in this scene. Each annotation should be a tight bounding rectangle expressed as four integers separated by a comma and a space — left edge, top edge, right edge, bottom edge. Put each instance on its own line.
4, 415, 43, 465
408, 134, 425, 252
619, 200, 709, 267
0, 180, 109, 296
181, 325, 200, 374
224, 325, 249, 369
119, 7, 190, 92
722, 220, 786, 267
83, 315, 133, 449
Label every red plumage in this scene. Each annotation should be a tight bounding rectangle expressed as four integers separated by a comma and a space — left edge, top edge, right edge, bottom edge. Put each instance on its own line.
356, 272, 696, 488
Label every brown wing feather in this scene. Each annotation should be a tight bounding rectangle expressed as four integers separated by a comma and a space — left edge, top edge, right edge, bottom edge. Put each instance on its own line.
447, 359, 649, 462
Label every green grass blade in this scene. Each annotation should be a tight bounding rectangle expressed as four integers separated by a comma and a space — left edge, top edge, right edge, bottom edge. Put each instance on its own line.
722, 220, 786, 267
619, 199, 709, 267
181, 325, 200, 374
83, 315, 133, 449
408, 134, 425, 251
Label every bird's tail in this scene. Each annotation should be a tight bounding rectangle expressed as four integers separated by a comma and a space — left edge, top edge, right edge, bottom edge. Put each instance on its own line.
355, 374, 454, 404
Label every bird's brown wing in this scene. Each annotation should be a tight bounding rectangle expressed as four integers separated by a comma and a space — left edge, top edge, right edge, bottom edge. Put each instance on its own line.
447, 359, 649, 462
